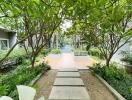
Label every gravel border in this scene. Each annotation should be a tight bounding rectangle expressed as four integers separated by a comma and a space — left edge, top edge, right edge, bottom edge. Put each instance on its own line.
91, 72, 126, 100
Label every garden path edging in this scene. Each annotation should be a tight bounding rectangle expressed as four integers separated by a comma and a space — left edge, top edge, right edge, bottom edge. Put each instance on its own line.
29, 67, 50, 86
91, 71, 126, 100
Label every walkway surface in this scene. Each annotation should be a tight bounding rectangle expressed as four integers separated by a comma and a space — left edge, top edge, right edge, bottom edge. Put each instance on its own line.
35, 52, 116, 100
48, 68, 91, 100
45, 52, 95, 69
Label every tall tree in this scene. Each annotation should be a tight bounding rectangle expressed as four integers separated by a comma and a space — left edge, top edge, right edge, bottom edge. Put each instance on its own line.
65, 0, 132, 66
0, 0, 63, 67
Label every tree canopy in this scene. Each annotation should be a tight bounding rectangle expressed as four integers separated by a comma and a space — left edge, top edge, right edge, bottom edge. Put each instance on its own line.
0, 0, 132, 67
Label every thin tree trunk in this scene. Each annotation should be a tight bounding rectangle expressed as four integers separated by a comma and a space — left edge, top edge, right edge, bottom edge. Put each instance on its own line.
106, 58, 110, 67
31, 56, 36, 68
106, 53, 113, 67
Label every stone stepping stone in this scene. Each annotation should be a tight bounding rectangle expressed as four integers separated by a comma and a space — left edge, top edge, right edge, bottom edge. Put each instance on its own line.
48, 86, 90, 100
57, 72, 80, 77
59, 68, 78, 72
54, 78, 84, 86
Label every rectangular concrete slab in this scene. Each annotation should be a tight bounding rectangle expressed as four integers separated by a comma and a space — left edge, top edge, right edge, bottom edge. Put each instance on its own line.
59, 68, 78, 72
48, 86, 90, 100
57, 72, 80, 77
54, 78, 84, 86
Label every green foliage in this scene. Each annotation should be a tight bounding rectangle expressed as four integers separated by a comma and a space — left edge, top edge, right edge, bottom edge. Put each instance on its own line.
121, 51, 132, 65
88, 48, 104, 59
91, 56, 102, 62
0, 84, 9, 96
41, 48, 51, 56
0, 48, 28, 60
0, 48, 32, 72
51, 49, 61, 54
35, 48, 51, 62
65, 0, 132, 66
90, 64, 132, 100
74, 49, 88, 56
0, 63, 50, 99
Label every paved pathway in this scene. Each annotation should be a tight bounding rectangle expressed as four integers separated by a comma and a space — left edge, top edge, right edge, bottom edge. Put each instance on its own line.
48, 68, 91, 100
45, 52, 95, 69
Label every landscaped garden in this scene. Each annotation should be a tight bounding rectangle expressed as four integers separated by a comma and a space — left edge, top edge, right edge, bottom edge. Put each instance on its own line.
0, 48, 50, 99
90, 64, 132, 100
0, 0, 132, 100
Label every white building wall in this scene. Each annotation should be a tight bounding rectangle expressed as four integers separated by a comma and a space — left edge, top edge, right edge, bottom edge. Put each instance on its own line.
9, 32, 17, 47
0, 29, 17, 49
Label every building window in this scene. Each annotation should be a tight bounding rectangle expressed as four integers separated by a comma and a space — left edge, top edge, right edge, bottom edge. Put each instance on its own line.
0, 40, 9, 50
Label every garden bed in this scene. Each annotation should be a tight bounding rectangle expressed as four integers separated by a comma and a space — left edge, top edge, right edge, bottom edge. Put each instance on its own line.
74, 50, 88, 56
0, 48, 51, 99
90, 64, 132, 100
92, 72, 125, 100
88, 48, 104, 59
0, 63, 50, 99
50, 49, 61, 54
80, 70, 116, 100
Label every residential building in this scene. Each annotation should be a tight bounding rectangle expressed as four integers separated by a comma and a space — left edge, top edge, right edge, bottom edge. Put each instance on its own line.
0, 28, 17, 50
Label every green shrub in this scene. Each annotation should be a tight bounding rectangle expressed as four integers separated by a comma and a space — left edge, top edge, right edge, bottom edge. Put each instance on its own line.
0, 48, 28, 60
90, 64, 132, 100
0, 84, 9, 96
0, 47, 50, 63
51, 49, 61, 54
41, 48, 51, 55
73, 48, 88, 56
88, 48, 104, 59
121, 51, 132, 65
0, 47, 51, 99
0, 48, 30, 72
0, 63, 50, 99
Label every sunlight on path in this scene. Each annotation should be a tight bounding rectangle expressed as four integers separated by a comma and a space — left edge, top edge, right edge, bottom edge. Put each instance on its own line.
58, 53, 75, 68
45, 52, 95, 69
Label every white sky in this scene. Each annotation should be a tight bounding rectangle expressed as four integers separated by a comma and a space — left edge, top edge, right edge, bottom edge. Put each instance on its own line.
60, 20, 72, 32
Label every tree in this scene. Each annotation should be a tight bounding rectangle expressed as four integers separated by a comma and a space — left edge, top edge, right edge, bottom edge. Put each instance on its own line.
0, 0, 63, 67
65, 0, 132, 66
0, 0, 131, 68
97, 2, 132, 66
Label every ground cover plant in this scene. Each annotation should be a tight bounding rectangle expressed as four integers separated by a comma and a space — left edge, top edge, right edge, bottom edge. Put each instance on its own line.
0, 47, 51, 99
50, 49, 61, 54
0, 48, 31, 73
0, 48, 28, 61
90, 64, 132, 100
74, 48, 88, 56
0, 63, 50, 99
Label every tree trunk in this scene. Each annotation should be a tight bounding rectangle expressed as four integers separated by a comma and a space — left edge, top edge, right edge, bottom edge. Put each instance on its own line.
106, 59, 110, 67
31, 56, 36, 68
106, 55, 113, 67
47, 39, 51, 48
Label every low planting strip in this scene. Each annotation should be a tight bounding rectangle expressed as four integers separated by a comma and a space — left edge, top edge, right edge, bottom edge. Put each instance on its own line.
91, 72, 126, 100
29, 67, 50, 86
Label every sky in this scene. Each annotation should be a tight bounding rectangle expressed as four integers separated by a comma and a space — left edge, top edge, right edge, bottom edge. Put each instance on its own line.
60, 20, 72, 32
